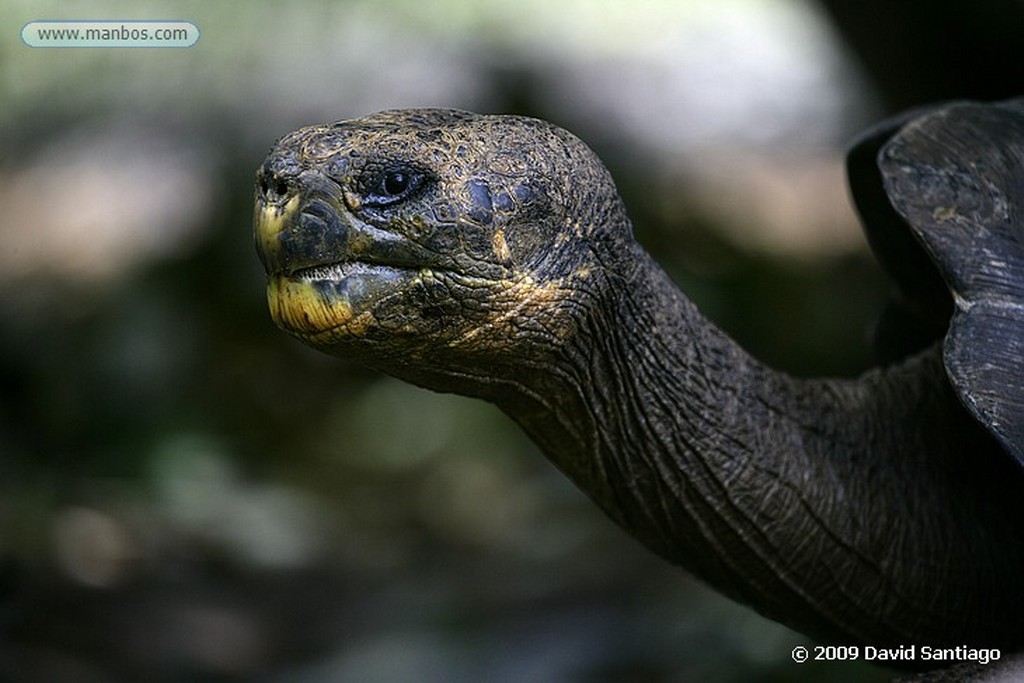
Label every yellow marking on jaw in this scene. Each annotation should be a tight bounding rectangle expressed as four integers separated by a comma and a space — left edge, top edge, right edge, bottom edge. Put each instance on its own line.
267, 275, 374, 341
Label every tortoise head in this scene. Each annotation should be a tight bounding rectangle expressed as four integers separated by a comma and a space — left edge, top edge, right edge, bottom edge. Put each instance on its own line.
254, 109, 631, 389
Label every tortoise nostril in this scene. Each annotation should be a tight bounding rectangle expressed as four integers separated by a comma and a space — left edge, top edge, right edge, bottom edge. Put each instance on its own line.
258, 170, 293, 203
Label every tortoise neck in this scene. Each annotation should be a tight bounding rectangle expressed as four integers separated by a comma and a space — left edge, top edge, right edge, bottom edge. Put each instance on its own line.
496, 242, 1024, 648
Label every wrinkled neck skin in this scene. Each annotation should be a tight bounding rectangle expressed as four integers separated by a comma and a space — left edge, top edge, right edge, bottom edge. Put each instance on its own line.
453, 240, 1024, 652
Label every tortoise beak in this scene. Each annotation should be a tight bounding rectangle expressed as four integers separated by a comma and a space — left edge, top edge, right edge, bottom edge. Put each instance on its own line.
253, 166, 428, 342
253, 166, 354, 278
254, 189, 300, 276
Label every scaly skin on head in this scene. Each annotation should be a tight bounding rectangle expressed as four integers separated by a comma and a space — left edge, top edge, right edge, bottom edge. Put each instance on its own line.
255, 108, 1024, 660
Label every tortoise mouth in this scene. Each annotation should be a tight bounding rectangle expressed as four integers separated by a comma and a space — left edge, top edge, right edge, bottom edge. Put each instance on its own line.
282, 258, 423, 321
289, 259, 416, 284
266, 262, 421, 343
255, 188, 434, 340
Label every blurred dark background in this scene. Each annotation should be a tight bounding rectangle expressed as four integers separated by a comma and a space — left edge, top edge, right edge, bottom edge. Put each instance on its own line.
1, 1, 1021, 681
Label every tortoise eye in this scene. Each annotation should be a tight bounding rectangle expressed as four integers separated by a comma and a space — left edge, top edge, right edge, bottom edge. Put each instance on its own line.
382, 170, 411, 196
363, 166, 427, 207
